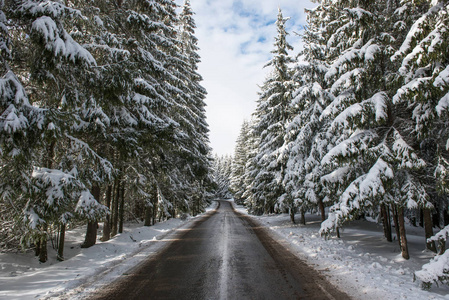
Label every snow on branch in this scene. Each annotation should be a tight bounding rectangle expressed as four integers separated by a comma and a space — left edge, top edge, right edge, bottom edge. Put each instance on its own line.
19, 0, 81, 19
400, 176, 429, 209
393, 77, 433, 104
392, 3, 441, 62
23, 208, 44, 230
29, 166, 108, 225
436, 92, 449, 116
330, 68, 364, 95
75, 190, 108, 221
330, 92, 388, 130
321, 166, 351, 184
31, 16, 96, 65
127, 10, 171, 34
415, 250, 449, 288
434, 65, 449, 88
320, 211, 343, 236
392, 130, 426, 169
0, 104, 28, 135
0, 71, 30, 107
321, 130, 376, 166
435, 156, 449, 191
344, 7, 373, 19
32, 167, 76, 206
429, 225, 449, 243
320, 158, 394, 236
321, 91, 355, 120
326, 38, 381, 83
65, 134, 114, 182
156, 185, 173, 218
359, 158, 394, 199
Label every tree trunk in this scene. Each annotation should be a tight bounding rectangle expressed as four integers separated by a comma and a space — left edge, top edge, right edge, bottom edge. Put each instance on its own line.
336, 227, 340, 239
118, 184, 125, 234
111, 179, 120, 237
35, 240, 41, 257
101, 185, 112, 242
144, 204, 152, 226
38, 141, 54, 263
290, 205, 296, 224
423, 208, 437, 253
419, 208, 424, 227
397, 207, 410, 260
39, 224, 48, 263
152, 197, 158, 226
381, 203, 392, 242
150, 187, 158, 226
300, 208, 306, 225
81, 185, 101, 248
81, 222, 98, 248
57, 224, 66, 261
439, 239, 446, 255
318, 198, 326, 222
438, 195, 448, 228
391, 205, 401, 248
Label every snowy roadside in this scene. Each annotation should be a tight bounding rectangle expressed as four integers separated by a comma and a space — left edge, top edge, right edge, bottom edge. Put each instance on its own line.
232, 201, 449, 300
0, 201, 218, 300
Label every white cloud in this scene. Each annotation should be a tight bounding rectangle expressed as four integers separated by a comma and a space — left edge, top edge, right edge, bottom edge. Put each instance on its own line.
177, 0, 316, 156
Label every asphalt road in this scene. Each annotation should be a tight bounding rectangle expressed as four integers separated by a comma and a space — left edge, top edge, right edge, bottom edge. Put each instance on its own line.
89, 200, 349, 300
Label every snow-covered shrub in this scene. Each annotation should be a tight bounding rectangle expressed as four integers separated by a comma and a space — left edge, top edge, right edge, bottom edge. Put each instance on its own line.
416, 225, 449, 289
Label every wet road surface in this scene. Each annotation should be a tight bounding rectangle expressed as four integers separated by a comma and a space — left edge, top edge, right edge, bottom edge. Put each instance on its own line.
89, 200, 349, 300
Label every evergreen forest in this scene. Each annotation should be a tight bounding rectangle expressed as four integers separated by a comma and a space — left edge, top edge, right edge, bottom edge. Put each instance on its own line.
230, 1, 449, 287
0, 0, 212, 263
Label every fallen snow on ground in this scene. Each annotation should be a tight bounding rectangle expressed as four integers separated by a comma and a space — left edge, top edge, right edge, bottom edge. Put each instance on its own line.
0, 202, 218, 300
233, 201, 449, 300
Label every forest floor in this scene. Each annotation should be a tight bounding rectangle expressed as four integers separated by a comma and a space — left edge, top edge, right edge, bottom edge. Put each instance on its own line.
0, 200, 448, 299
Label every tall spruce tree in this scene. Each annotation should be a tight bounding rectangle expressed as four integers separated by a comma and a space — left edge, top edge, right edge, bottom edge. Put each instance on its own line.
0, 1, 43, 250
212, 155, 232, 199
250, 9, 296, 216
240, 118, 261, 214
6, 0, 113, 261
230, 120, 251, 204
283, 59, 333, 224
313, 0, 433, 260
174, 0, 211, 215
398, 0, 449, 285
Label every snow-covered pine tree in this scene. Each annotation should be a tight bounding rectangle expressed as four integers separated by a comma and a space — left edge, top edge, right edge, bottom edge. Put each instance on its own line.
173, 0, 212, 215
392, 0, 449, 286
283, 56, 333, 225
240, 118, 261, 214
212, 155, 232, 199
7, 0, 112, 261
250, 9, 296, 216
393, 0, 449, 250
91, 0, 185, 229
230, 120, 251, 204
0, 1, 43, 250
67, 0, 132, 245
316, 0, 432, 259
121, 0, 177, 226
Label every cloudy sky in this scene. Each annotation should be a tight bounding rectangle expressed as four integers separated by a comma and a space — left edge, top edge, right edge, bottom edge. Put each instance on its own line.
177, 0, 315, 156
